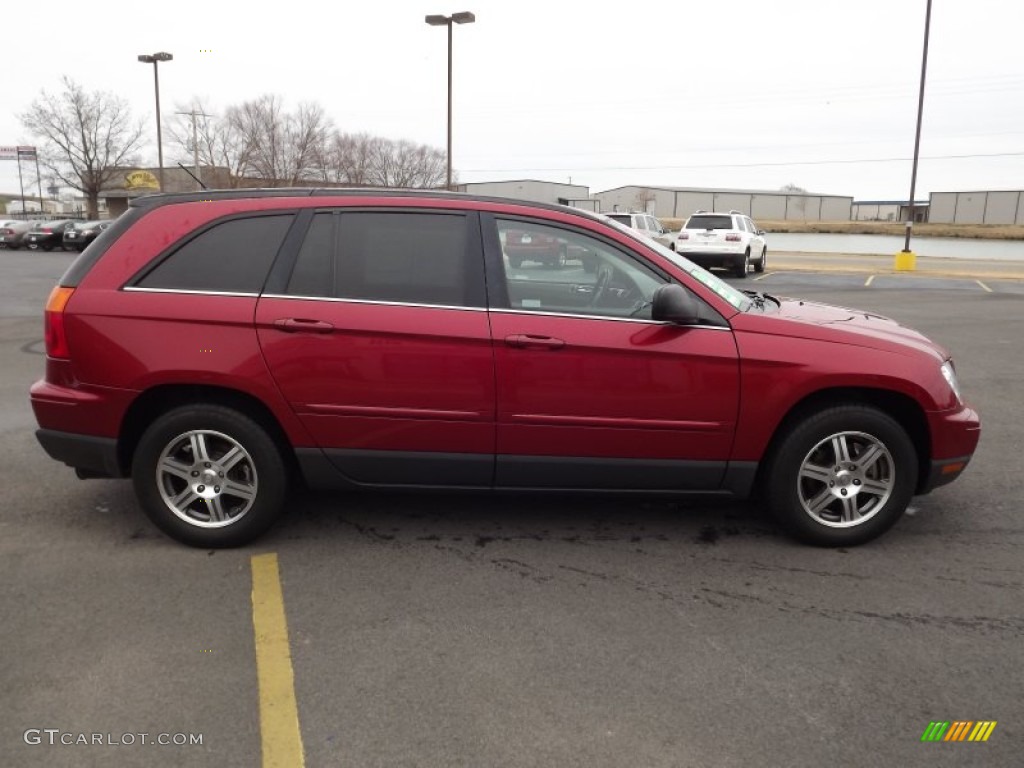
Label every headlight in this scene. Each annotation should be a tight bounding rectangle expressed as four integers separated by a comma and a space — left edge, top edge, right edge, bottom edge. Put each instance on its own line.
940, 361, 962, 404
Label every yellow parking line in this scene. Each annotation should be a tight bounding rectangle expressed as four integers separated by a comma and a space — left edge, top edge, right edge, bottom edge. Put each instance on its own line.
976, 279, 993, 293
251, 553, 305, 768
865, 274, 875, 287
753, 271, 776, 281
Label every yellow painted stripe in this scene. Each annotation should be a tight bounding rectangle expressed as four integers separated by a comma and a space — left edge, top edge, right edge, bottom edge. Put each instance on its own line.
752, 271, 776, 281
252, 553, 305, 768
980, 721, 997, 741
976, 279, 993, 293
865, 274, 875, 287
968, 722, 984, 741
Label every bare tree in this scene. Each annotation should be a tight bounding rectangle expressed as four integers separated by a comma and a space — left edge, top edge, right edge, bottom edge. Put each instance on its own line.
633, 187, 657, 212
780, 183, 808, 216
225, 95, 333, 186
20, 77, 145, 218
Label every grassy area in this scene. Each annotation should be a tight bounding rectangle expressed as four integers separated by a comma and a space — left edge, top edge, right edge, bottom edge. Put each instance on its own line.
659, 217, 1024, 240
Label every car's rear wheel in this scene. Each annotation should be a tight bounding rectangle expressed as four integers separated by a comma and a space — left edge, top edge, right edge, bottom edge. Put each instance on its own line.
734, 250, 750, 278
765, 405, 917, 546
754, 248, 766, 273
132, 404, 287, 547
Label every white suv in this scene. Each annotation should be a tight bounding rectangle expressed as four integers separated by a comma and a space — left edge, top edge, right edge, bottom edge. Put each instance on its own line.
671, 211, 767, 278
603, 211, 674, 249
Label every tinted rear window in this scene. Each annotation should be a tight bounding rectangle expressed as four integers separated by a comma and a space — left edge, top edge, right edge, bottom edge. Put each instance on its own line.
685, 215, 734, 230
136, 215, 293, 293
605, 214, 631, 226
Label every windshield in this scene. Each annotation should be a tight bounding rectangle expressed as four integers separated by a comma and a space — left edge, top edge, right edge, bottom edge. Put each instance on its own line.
597, 215, 750, 311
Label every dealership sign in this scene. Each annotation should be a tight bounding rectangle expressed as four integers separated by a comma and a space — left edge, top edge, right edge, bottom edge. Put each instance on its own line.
0, 145, 38, 160
125, 170, 160, 190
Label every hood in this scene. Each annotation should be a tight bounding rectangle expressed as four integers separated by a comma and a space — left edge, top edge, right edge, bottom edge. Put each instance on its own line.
768, 297, 949, 361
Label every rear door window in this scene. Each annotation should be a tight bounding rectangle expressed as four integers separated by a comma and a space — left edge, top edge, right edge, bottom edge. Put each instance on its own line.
135, 214, 293, 293
285, 211, 484, 308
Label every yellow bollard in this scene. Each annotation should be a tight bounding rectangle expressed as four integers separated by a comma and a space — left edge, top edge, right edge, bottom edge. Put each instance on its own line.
894, 250, 917, 271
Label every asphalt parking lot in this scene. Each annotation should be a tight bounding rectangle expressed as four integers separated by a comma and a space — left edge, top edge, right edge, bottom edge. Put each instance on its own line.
2, 249, 1022, 767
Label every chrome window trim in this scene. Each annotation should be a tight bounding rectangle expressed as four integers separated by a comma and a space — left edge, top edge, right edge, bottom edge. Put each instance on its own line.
489, 307, 731, 330
122, 286, 260, 298
260, 293, 488, 312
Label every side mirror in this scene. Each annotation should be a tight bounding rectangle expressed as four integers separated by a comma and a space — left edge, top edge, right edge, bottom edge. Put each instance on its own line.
651, 284, 699, 325
756, 229, 765, 236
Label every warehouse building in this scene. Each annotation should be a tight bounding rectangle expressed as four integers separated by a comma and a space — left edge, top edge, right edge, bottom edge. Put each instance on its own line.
592, 185, 852, 221
928, 190, 1024, 225
454, 179, 594, 209
852, 200, 929, 222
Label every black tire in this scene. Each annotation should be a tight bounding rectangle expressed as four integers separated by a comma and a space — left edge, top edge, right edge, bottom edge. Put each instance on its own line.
734, 250, 750, 278
42, 244, 54, 252
764, 405, 917, 546
132, 404, 288, 547
754, 248, 766, 273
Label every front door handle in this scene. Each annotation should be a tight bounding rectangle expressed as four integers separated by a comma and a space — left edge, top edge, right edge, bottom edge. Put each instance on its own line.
504, 334, 565, 350
273, 318, 335, 334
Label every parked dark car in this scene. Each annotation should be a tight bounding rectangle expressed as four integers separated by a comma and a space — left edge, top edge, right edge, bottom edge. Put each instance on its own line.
0, 220, 34, 250
30, 189, 980, 549
62, 220, 111, 251
24, 220, 75, 251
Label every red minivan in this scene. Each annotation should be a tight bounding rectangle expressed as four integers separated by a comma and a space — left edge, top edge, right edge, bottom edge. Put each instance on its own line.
30, 190, 980, 548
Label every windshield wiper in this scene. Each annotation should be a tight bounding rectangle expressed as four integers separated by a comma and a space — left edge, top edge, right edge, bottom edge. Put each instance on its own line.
742, 290, 767, 309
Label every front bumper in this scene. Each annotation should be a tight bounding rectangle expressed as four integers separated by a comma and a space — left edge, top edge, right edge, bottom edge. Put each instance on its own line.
918, 405, 981, 493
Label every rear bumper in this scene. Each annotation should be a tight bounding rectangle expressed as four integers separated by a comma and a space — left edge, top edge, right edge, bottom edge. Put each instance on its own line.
35, 428, 123, 478
677, 250, 746, 268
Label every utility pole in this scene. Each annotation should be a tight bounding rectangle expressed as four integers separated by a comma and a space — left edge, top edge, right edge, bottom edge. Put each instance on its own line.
176, 107, 212, 189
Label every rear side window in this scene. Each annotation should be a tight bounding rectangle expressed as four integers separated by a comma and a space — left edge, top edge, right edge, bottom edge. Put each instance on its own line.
685, 215, 733, 231
286, 211, 480, 307
605, 214, 632, 226
136, 215, 293, 293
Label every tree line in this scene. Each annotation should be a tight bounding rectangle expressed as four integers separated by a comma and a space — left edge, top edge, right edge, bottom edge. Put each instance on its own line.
19, 78, 449, 218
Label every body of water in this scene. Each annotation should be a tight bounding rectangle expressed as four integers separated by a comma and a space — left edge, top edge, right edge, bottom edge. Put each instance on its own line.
768, 232, 1024, 261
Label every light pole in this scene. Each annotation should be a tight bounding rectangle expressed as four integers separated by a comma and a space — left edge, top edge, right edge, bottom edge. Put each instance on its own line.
138, 52, 173, 192
897, 0, 932, 270
425, 11, 475, 190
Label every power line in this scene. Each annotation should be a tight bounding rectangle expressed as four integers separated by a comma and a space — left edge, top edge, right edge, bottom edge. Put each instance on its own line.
462, 151, 1024, 174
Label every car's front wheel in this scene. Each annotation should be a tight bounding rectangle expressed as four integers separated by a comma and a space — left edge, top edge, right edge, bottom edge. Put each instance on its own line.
765, 405, 917, 546
132, 404, 288, 547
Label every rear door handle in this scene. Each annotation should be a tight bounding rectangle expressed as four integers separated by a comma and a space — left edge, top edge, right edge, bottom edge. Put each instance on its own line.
504, 334, 565, 350
273, 318, 335, 334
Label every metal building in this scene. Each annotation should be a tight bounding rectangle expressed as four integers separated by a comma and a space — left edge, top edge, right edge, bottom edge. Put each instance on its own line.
454, 179, 591, 208
852, 200, 929, 222
592, 185, 853, 221
928, 190, 1024, 225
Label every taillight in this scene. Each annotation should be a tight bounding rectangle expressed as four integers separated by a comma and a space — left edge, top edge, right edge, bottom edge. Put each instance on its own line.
725, 234, 741, 242
44, 286, 75, 359
42, 228, 53, 234
0, 228, 11, 235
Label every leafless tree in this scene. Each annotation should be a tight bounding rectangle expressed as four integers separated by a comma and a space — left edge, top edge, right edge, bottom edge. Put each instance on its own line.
633, 188, 657, 212
20, 76, 145, 218
780, 183, 809, 216
168, 94, 447, 190
225, 95, 333, 186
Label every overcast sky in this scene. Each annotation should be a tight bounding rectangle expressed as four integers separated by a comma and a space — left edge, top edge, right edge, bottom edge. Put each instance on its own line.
2, 0, 1022, 202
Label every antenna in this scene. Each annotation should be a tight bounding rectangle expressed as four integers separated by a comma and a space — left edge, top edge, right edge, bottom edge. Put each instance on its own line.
175, 106, 213, 189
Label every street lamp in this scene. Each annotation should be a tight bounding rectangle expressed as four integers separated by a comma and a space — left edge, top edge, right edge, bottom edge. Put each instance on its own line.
137, 51, 173, 192
896, 0, 932, 271
425, 11, 475, 190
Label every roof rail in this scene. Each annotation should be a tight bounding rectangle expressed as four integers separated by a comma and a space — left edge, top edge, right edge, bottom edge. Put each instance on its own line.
728, 209, 742, 214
